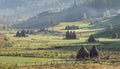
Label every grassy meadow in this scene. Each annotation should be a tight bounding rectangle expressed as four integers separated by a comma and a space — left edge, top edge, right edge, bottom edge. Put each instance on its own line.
0, 21, 120, 69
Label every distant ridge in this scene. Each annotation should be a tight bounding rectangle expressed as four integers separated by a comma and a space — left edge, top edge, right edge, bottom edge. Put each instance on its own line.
12, 0, 120, 29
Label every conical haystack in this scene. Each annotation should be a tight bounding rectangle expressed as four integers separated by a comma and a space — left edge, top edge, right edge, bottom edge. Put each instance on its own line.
76, 46, 90, 59
88, 34, 96, 42
90, 45, 100, 58
112, 33, 119, 38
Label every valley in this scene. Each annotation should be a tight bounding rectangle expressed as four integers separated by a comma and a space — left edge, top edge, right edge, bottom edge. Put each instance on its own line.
0, 20, 120, 69
0, 0, 120, 69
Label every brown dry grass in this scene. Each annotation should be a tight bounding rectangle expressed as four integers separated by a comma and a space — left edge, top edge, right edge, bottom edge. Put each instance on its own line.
17, 63, 120, 69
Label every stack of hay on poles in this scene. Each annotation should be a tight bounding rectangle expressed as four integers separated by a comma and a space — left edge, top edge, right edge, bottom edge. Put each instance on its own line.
76, 46, 90, 59
76, 45, 100, 59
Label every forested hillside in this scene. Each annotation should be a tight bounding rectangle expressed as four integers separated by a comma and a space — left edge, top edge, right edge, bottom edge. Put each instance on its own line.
12, 0, 120, 29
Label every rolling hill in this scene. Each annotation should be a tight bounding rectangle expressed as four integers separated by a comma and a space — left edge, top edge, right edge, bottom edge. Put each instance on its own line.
12, 5, 103, 29
0, 0, 76, 24
12, 0, 120, 29
95, 14, 120, 37
91, 14, 120, 29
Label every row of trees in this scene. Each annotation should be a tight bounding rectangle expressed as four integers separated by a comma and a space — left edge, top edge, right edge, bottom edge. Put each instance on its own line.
65, 25, 79, 30
65, 31, 77, 39
76, 45, 100, 59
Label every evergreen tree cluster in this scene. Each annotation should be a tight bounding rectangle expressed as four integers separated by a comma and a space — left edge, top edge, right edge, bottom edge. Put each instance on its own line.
15, 30, 27, 37
66, 31, 77, 39
76, 45, 100, 59
65, 25, 79, 30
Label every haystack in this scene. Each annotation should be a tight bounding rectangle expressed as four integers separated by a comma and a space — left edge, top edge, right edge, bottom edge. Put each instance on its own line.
90, 45, 100, 58
112, 33, 119, 38
88, 34, 96, 42
76, 46, 90, 59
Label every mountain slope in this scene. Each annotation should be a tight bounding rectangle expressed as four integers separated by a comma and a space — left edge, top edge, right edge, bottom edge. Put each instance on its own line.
12, 0, 120, 29
95, 14, 120, 37
0, 0, 77, 24
0, 0, 120, 25
91, 14, 120, 29
12, 5, 102, 29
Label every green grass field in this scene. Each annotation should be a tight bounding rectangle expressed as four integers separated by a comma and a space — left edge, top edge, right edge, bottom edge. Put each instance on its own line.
0, 56, 59, 66
0, 21, 120, 68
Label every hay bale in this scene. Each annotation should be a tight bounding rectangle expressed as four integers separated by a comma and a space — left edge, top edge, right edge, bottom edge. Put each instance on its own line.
112, 33, 119, 38
88, 34, 96, 42
76, 46, 90, 59
90, 45, 100, 58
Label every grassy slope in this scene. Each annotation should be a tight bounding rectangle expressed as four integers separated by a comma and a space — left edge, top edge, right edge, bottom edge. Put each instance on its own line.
0, 56, 58, 66
91, 15, 120, 29
96, 26, 120, 38
0, 22, 97, 65
0, 21, 120, 66
94, 15, 120, 37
